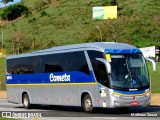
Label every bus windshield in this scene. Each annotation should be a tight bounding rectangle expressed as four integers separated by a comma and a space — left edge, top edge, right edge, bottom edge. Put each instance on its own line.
110, 54, 149, 90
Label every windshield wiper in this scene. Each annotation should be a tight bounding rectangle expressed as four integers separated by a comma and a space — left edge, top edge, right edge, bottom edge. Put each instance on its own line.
130, 73, 143, 88
124, 72, 143, 89
125, 55, 143, 88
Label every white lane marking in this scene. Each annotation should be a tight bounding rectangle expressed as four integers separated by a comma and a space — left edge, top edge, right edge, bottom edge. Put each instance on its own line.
0, 103, 18, 106
0, 107, 52, 112
0, 99, 7, 101
0, 107, 24, 111
92, 117, 117, 120
21, 118, 59, 120
60, 114, 77, 117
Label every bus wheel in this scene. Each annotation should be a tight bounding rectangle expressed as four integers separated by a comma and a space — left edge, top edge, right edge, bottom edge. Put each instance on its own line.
23, 93, 31, 109
82, 94, 93, 113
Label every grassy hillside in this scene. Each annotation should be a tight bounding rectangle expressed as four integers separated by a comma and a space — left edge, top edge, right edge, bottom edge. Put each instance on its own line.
0, 0, 160, 54
0, 58, 6, 90
147, 62, 160, 93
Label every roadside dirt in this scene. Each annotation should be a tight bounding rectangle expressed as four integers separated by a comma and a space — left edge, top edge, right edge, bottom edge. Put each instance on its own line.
0, 91, 7, 99
151, 94, 160, 106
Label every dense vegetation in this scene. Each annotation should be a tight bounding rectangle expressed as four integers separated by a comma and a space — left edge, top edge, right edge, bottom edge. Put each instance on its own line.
1, 4, 30, 20
0, 58, 6, 90
0, 0, 159, 54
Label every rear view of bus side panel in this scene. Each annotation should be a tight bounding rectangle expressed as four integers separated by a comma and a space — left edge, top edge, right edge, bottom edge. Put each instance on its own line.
6, 59, 20, 104
7, 86, 16, 103
6, 59, 14, 103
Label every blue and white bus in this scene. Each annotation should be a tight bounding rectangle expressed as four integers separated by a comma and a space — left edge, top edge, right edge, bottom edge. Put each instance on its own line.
6, 42, 156, 112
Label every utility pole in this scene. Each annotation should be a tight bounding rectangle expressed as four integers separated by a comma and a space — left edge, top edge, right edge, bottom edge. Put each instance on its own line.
0, 20, 4, 57
96, 26, 102, 42
2, 28, 3, 50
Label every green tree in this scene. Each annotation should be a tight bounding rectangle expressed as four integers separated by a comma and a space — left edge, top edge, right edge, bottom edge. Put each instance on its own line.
1, 4, 29, 20
0, 0, 14, 6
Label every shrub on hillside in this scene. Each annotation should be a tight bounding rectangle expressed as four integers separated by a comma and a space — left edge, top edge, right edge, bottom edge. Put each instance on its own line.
102, 0, 117, 6
28, 17, 37, 23
40, 10, 48, 17
23, 10, 32, 18
44, 0, 51, 4
0, 4, 30, 20
34, 0, 46, 11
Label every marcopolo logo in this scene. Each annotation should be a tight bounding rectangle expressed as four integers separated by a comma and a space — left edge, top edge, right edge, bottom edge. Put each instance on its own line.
49, 73, 71, 82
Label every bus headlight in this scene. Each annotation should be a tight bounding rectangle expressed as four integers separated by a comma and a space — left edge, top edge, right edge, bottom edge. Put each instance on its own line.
145, 93, 150, 97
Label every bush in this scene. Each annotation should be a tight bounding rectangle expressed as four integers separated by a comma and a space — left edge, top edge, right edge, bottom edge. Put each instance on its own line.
1, 4, 30, 20
34, 0, 46, 11
28, 17, 36, 23
23, 10, 32, 18
40, 10, 48, 17
44, 0, 51, 4
102, 0, 117, 6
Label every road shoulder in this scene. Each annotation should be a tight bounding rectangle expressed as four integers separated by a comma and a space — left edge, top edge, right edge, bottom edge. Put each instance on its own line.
0, 91, 7, 99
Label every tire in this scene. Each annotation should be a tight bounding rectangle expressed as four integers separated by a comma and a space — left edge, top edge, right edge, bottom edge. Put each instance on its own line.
82, 94, 93, 113
23, 93, 31, 109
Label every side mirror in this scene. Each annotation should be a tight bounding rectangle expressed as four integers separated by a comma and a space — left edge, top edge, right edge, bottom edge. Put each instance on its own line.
145, 57, 156, 71
95, 58, 111, 73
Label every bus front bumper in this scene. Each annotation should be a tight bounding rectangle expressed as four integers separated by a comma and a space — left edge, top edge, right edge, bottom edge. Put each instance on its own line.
109, 94, 150, 108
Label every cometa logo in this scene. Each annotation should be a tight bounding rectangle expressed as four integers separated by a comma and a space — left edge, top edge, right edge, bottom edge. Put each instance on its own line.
49, 73, 71, 82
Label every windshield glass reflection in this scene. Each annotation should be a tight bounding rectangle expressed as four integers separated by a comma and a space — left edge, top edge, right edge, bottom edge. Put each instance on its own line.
110, 54, 149, 90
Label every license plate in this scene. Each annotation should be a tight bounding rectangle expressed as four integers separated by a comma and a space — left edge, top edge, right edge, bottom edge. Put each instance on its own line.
130, 101, 138, 105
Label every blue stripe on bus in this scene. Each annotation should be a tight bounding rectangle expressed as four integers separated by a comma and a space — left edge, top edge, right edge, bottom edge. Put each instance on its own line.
104, 49, 141, 54
113, 89, 149, 94
6, 71, 96, 84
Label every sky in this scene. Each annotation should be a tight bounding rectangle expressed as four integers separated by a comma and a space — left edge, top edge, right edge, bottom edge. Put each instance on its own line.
0, 0, 21, 8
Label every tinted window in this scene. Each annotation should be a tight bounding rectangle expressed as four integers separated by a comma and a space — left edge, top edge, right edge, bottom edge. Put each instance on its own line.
7, 51, 90, 75
87, 51, 110, 87
7, 58, 34, 74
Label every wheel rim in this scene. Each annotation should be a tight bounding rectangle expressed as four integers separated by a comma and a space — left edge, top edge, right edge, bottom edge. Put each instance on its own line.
24, 97, 28, 107
85, 98, 92, 110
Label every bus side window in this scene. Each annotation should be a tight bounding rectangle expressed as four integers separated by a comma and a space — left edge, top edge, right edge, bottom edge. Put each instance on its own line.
95, 61, 108, 85
79, 65, 90, 75
72, 52, 90, 75
87, 51, 110, 87
42, 51, 90, 74
45, 64, 63, 72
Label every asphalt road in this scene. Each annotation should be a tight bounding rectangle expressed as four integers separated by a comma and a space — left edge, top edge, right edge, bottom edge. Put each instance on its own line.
0, 99, 160, 120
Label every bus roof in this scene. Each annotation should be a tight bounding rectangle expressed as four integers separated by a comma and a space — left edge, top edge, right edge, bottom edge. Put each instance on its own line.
7, 42, 139, 59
